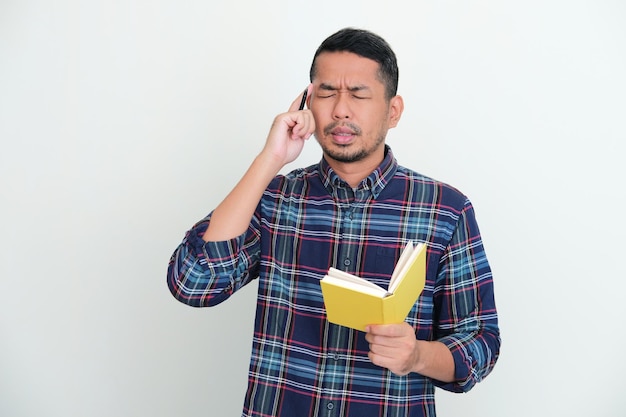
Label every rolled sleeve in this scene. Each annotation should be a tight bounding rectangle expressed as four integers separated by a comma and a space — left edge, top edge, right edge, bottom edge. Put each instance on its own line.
167, 214, 261, 307
432, 201, 501, 392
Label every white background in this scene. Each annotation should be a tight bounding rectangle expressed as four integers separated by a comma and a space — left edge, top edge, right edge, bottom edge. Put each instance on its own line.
1, 1, 625, 416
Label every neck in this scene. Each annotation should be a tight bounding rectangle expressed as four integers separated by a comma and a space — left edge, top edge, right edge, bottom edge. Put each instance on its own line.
326, 153, 384, 188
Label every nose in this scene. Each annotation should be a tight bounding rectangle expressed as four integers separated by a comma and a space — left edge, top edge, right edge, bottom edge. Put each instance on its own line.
332, 93, 351, 120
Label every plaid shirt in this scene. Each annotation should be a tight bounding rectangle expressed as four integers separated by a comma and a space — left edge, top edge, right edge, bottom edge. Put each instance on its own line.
168, 146, 500, 417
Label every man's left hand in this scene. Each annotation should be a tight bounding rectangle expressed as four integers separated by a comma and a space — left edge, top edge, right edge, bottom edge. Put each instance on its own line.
365, 322, 419, 376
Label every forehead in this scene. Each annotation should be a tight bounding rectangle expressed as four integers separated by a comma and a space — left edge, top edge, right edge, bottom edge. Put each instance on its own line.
313, 51, 382, 87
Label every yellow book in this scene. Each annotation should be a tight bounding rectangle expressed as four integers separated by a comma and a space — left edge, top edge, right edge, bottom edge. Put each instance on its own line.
320, 241, 426, 332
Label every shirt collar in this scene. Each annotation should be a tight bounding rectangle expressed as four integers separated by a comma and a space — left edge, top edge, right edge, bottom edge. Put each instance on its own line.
319, 145, 398, 199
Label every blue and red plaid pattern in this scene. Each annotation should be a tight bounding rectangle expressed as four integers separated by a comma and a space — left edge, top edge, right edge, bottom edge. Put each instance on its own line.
168, 146, 500, 417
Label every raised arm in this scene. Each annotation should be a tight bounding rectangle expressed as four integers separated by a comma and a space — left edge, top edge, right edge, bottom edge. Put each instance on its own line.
202, 86, 315, 242
167, 87, 315, 307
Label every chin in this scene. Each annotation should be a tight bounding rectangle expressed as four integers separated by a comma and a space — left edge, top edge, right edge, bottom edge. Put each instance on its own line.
326, 148, 368, 163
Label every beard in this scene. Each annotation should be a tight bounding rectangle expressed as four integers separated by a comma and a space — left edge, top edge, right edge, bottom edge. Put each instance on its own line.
318, 122, 385, 163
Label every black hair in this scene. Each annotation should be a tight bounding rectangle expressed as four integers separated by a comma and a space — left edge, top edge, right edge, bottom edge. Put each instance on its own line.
309, 28, 399, 100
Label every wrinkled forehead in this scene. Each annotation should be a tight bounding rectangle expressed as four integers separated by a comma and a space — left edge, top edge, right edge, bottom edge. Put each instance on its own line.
311, 51, 384, 90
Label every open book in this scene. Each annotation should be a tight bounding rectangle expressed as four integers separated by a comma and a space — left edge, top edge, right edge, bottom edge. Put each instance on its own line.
320, 241, 427, 331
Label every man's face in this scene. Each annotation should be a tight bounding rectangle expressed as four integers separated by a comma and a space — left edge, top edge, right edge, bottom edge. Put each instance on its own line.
309, 51, 402, 165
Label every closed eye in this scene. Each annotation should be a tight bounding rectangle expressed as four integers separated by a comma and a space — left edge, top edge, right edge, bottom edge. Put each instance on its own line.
316, 83, 371, 99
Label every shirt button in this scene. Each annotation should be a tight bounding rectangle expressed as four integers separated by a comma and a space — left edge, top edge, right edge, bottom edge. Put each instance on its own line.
343, 259, 351, 266
333, 353, 340, 361
327, 402, 334, 410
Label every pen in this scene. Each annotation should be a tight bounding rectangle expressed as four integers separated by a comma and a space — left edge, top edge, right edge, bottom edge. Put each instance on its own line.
298, 88, 308, 110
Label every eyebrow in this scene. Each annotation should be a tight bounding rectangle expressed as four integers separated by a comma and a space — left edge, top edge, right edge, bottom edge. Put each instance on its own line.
319, 83, 370, 93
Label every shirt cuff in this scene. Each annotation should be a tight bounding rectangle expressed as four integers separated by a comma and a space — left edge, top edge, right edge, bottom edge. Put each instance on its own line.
433, 334, 479, 393
184, 218, 246, 266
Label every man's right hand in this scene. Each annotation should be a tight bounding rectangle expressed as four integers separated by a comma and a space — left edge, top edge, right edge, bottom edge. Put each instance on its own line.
261, 85, 315, 167
202, 86, 315, 242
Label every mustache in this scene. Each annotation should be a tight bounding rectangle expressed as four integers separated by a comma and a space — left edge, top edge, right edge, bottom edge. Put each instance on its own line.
323, 121, 362, 136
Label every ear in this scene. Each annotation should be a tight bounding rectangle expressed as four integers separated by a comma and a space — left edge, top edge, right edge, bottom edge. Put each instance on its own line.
387, 95, 404, 128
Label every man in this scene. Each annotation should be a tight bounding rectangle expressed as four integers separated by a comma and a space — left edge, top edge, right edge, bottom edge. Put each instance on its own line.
168, 27, 500, 416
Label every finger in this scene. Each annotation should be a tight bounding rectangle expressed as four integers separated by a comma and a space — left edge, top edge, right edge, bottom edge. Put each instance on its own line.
291, 112, 314, 140
369, 323, 410, 337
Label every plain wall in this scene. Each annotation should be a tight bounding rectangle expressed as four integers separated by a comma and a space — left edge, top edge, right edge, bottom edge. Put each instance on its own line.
1, 1, 625, 416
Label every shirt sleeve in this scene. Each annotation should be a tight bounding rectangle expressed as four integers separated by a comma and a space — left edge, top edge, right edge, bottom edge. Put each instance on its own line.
432, 199, 501, 393
166, 212, 262, 307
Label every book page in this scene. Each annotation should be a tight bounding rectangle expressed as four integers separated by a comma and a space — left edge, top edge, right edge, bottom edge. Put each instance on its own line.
389, 241, 415, 289
322, 272, 388, 298
326, 267, 384, 291
389, 242, 425, 294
